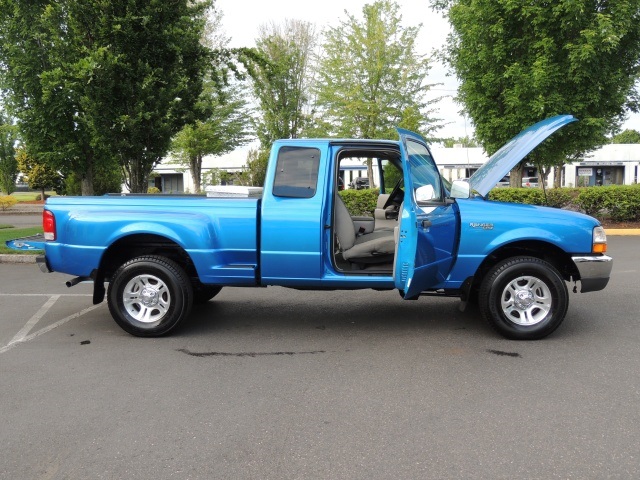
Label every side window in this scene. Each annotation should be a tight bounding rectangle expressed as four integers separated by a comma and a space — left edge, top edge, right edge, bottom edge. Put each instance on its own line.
406, 140, 442, 202
272, 146, 321, 198
380, 159, 403, 193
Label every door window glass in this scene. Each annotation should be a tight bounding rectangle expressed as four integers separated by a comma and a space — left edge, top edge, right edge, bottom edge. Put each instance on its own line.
405, 140, 442, 202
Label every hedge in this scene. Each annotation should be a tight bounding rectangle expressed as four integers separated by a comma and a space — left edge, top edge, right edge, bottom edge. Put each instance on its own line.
491, 185, 640, 222
339, 188, 380, 216
341, 185, 640, 222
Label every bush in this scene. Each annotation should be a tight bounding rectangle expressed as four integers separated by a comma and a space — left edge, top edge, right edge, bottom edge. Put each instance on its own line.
34, 194, 50, 201
491, 185, 640, 222
147, 187, 161, 194
339, 188, 380, 216
489, 188, 545, 205
0, 195, 18, 211
339, 184, 640, 223
601, 185, 640, 222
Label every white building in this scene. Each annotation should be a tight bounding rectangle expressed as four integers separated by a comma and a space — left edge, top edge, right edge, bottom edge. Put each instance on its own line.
150, 143, 640, 192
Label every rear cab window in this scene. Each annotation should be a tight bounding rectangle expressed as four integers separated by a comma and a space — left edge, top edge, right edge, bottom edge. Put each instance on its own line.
272, 146, 321, 198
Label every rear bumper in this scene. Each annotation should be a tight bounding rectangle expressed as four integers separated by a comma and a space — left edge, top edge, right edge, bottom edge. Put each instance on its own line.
571, 255, 613, 293
36, 255, 52, 273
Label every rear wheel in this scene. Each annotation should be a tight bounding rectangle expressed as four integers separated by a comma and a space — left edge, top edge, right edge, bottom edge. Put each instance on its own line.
479, 256, 568, 340
107, 255, 193, 337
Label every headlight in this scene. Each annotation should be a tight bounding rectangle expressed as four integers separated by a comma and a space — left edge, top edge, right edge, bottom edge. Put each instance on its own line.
592, 226, 607, 253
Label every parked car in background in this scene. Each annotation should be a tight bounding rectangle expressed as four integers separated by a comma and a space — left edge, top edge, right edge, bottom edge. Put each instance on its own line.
496, 176, 511, 187
522, 176, 539, 187
350, 177, 370, 190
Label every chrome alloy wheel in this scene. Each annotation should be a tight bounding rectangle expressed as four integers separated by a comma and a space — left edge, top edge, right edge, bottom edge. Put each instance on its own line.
500, 275, 552, 326
122, 274, 171, 324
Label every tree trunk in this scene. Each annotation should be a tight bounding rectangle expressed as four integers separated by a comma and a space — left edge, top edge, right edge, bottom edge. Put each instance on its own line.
80, 160, 95, 196
127, 160, 150, 193
366, 159, 375, 189
190, 154, 202, 193
511, 163, 525, 187
553, 165, 563, 188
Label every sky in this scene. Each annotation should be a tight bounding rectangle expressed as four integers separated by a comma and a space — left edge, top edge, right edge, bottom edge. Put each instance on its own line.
214, 0, 640, 143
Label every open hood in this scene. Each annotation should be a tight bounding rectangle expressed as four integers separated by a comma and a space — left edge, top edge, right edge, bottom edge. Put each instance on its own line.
468, 115, 577, 197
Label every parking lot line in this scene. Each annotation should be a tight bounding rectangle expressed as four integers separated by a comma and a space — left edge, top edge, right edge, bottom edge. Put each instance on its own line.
0, 303, 102, 355
8, 294, 60, 346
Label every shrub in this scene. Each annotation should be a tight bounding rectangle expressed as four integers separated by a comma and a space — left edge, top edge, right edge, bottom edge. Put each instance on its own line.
491, 185, 640, 222
339, 184, 640, 223
601, 185, 640, 222
339, 188, 380, 216
489, 188, 544, 205
0, 195, 18, 211
147, 187, 161, 194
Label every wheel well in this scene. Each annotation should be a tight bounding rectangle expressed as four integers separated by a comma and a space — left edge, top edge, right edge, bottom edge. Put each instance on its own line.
467, 240, 579, 297
98, 234, 197, 283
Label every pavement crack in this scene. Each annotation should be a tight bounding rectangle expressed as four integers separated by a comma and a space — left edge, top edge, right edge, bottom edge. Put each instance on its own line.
177, 348, 326, 358
487, 349, 521, 358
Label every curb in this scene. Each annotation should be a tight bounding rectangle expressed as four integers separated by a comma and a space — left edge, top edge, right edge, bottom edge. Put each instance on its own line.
605, 229, 640, 236
0, 254, 38, 264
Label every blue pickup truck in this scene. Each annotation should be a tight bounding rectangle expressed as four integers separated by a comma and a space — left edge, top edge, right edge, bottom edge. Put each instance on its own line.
33, 115, 612, 340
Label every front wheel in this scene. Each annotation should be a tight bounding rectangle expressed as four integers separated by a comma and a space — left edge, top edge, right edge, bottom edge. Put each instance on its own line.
479, 256, 568, 340
107, 255, 193, 337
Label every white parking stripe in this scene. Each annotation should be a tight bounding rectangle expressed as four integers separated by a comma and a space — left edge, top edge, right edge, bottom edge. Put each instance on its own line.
0, 303, 102, 355
8, 295, 60, 345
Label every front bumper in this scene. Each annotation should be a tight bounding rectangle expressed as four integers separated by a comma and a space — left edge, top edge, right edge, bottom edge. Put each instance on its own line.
571, 255, 613, 293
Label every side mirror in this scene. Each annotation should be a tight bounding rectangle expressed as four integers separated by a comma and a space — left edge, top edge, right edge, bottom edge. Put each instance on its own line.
450, 180, 470, 199
415, 184, 436, 202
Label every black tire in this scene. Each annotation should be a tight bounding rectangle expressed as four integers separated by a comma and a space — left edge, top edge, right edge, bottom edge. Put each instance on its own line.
479, 256, 568, 340
192, 284, 222, 304
107, 255, 193, 337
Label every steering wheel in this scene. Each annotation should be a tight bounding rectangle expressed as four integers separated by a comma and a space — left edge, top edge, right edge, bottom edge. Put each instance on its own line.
383, 179, 404, 210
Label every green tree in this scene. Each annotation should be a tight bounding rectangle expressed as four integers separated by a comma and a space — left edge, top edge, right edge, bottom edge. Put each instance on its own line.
242, 148, 270, 187
611, 129, 640, 144
0, 0, 211, 194
312, 0, 441, 183
0, 110, 19, 194
170, 9, 252, 194
16, 146, 62, 200
253, 19, 317, 146
434, 0, 640, 187
171, 82, 251, 193
442, 136, 479, 148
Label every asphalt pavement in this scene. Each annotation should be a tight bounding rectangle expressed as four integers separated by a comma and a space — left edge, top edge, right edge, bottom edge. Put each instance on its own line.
0, 237, 639, 479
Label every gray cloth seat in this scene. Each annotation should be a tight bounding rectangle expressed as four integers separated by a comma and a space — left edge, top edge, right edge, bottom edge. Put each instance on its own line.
334, 195, 395, 264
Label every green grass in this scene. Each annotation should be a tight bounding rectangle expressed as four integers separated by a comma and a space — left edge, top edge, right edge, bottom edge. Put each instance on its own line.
9, 191, 56, 202
0, 226, 44, 254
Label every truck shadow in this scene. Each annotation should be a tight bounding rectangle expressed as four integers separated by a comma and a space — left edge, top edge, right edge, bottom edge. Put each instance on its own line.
178, 287, 491, 339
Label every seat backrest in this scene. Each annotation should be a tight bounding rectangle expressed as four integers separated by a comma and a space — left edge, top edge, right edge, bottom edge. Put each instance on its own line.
334, 195, 356, 250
